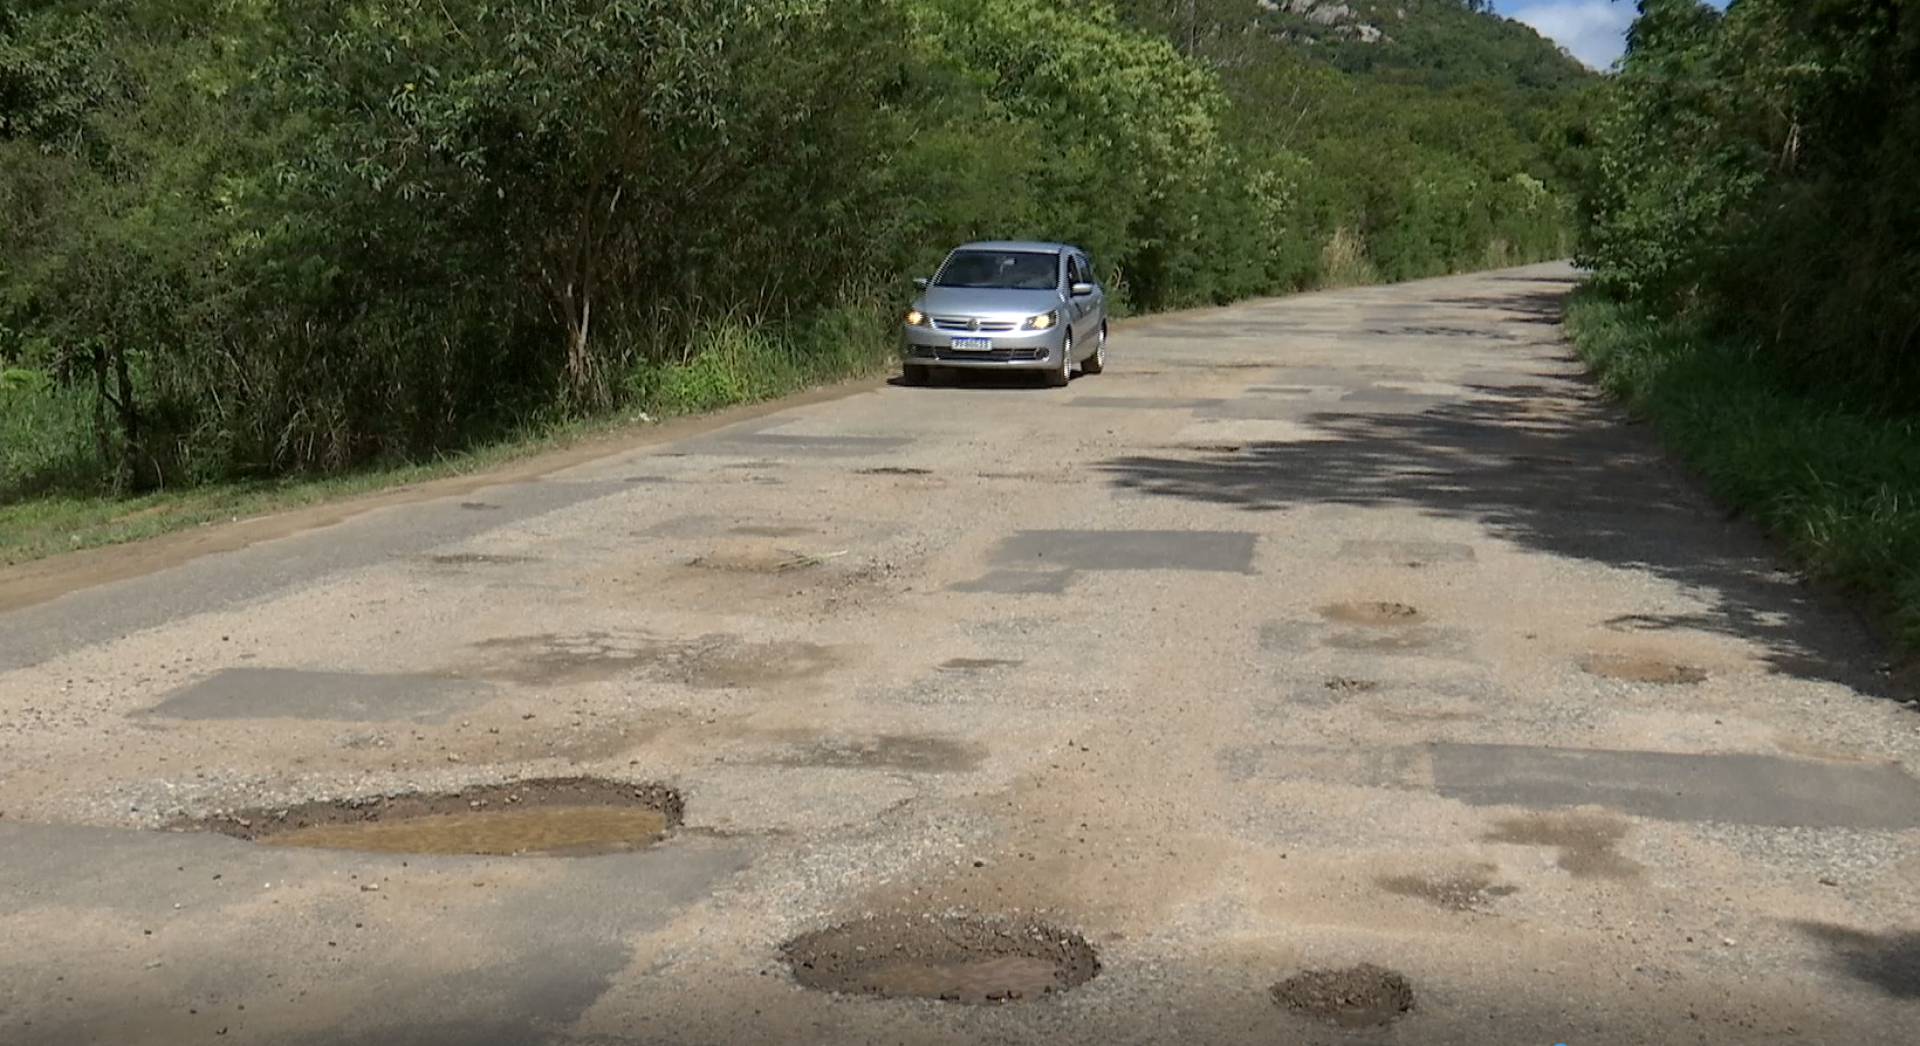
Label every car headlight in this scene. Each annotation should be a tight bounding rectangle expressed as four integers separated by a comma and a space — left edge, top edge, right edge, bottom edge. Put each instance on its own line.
1024, 310, 1059, 331
905, 309, 930, 327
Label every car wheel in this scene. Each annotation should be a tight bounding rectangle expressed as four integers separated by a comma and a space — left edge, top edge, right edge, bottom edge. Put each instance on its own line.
902, 363, 930, 386
1081, 322, 1107, 375
1047, 332, 1073, 388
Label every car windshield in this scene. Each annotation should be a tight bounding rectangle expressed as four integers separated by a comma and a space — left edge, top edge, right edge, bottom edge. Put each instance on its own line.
934, 250, 1059, 290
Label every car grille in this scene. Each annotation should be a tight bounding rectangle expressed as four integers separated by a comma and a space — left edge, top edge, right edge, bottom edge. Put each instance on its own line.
931, 317, 1018, 332
935, 346, 1047, 362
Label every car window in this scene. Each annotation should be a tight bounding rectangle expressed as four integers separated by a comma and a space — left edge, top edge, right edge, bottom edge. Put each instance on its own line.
934, 250, 1061, 290
1065, 254, 1083, 286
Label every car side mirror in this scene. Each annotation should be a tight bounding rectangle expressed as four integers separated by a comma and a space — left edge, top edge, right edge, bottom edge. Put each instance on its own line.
1070, 282, 1097, 297
912, 277, 930, 291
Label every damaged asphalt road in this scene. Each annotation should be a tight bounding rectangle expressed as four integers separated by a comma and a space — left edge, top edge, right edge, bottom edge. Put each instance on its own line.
3, 262, 1919, 1045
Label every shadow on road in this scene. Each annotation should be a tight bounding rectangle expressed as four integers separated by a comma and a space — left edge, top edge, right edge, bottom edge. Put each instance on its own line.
1095, 379, 1903, 700
885, 370, 1069, 391
1795, 922, 1920, 999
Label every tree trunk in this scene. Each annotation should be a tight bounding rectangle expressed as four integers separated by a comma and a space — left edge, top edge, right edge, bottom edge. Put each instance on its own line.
111, 341, 144, 490
90, 345, 114, 491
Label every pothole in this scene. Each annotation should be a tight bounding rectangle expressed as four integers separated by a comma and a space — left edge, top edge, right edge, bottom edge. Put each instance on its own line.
428, 553, 537, 566
728, 524, 818, 538
1324, 676, 1382, 694
1581, 654, 1708, 685
688, 547, 847, 573
940, 658, 1024, 672
1378, 865, 1519, 911
1322, 601, 1422, 625
188, 778, 681, 857
782, 912, 1099, 1004
1484, 811, 1643, 880
770, 734, 986, 773
1271, 963, 1416, 1027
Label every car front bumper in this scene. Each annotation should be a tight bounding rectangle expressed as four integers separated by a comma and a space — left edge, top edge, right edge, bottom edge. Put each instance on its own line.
901, 326, 1069, 370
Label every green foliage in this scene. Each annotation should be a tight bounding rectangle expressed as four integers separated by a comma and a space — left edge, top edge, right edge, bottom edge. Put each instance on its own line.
1115, 0, 1584, 286
1, 0, 1590, 506
1576, 0, 1920, 411
1567, 289, 1920, 650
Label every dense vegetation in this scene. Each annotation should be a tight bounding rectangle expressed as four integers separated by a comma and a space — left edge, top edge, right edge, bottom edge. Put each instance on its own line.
1570, 0, 1920, 647
1, 0, 1588, 508
1579, 0, 1918, 411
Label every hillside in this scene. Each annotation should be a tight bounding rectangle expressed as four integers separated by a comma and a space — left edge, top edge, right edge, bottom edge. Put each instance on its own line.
1115, 0, 1591, 90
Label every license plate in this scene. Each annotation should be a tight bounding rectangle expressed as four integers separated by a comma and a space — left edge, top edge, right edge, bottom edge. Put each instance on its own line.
948, 337, 993, 352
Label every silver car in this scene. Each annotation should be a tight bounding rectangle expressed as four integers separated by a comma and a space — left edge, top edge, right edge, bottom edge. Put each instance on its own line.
900, 240, 1109, 387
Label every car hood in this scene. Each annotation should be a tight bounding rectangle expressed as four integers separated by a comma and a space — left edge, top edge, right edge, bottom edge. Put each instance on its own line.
917, 286, 1063, 318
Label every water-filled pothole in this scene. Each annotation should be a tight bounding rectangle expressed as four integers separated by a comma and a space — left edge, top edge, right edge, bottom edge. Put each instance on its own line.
782, 912, 1100, 1004
190, 778, 681, 857
1271, 963, 1416, 1027
1581, 654, 1707, 685
1322, 601, 1422, 625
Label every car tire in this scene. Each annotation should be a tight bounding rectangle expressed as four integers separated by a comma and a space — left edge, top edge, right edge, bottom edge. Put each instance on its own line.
1081, 322, 1107, 375
902, 363, 931, 386
1047, 332, 1073, 388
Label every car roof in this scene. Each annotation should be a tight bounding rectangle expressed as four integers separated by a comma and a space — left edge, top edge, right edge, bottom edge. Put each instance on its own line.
951, 240, 1080, 255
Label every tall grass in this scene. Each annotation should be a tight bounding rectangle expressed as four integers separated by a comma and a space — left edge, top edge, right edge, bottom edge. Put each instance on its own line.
621, 304, 895, 418
1566, 288, 1920, 649
1, 372, 107, 502
0, 303, 898, 560
1317, 227, 1380, 289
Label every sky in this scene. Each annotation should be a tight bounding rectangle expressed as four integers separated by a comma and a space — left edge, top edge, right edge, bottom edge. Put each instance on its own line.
1493, 1, 1726, 72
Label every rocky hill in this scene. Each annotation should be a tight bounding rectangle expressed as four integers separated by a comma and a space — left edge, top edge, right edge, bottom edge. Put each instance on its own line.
1118, 0, 1592, 91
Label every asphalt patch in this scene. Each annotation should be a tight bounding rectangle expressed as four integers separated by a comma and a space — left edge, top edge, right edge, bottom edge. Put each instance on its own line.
857, 466, 933, 476
471, 631, 660, 685
992, 529, 1258, 573
782, 912, 1099, 1004
1434, 743, 1920, 829
188, 778, 682, 857
146, 668, 492, 723
468, 632, 842, 691
1323, 627, 1465, 657
1271, 964, 1416, 1027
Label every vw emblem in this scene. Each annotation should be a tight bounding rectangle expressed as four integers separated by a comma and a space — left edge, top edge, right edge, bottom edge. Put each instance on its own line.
967, 318, 980, 332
